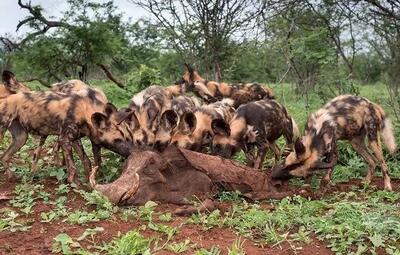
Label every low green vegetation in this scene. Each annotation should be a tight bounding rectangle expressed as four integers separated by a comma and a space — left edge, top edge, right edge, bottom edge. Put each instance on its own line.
0, 82, 399, 254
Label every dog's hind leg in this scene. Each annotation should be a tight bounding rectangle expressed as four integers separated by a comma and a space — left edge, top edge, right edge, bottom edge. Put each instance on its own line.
351, 136, 377, 185
369, 139, 392, 191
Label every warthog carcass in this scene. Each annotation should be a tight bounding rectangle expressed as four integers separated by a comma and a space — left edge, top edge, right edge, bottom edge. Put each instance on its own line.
90, 147, 283, 207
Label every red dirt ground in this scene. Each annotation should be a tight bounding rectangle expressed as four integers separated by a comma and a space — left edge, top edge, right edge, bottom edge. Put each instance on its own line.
0, 173, 399, 255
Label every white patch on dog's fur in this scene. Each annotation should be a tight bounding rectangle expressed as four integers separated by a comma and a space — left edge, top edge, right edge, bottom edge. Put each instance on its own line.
244, 125, 258, 143
220, 98, 234, 106
291, 118, 300, 139
311, 109, 335, 134
131, 90, 145, 108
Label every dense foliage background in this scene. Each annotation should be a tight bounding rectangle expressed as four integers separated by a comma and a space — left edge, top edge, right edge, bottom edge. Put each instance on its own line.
0, 1, 398, 104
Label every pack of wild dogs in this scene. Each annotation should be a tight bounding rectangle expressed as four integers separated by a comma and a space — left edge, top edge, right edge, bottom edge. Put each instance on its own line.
0, 64, 396, 192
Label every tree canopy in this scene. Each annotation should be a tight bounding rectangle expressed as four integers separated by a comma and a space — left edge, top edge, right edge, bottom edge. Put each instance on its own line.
0, 0, 399, 101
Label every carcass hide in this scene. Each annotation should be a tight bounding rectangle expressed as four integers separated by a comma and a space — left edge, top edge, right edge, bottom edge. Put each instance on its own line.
90, 146, 281, 205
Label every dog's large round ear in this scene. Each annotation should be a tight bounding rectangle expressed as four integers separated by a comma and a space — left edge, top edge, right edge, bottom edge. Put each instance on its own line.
179, 111, 196, 134
2, 70, 17, 87
144, 100, 159, 126
294, 138, 306, 156
104, 103, 118, 117
211, 118, 230, 136
160, 110, 178, 130
124, 110, 140, 131
91, 112, 110, 130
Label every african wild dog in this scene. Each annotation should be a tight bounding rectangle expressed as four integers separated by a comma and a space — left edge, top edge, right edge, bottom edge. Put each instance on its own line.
170, 98, 235, 151
271, 95, 396, 191
129, 85, 174, 147
30, 80, 111, 171
180, 64, 274, 106
51, 80, 108, 104
1, 71, 30, 98
211, 99, 299, 169
175, 64, 216, 102
0, 91, 134, 185
153, 95, 201, 151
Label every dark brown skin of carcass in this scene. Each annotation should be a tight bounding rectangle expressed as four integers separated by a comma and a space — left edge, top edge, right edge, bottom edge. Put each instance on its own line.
91, 148, 214, 205
91, 147, 285, 206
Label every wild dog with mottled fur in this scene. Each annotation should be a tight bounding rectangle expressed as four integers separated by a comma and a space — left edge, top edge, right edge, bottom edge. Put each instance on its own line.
170, 98, 235, 151
271, 95, 396, 191
211, 99, 299, 169
129, 85, 174, 147
51, 80, 108, 104
179, 64, 274, 106
153, 95, 201, 151
33, 80, 111, 171
0, 91, 134, 185
1, 71, 31, 98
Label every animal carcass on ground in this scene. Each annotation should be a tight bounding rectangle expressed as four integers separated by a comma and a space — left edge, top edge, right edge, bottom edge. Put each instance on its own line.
90, 146, 286, 207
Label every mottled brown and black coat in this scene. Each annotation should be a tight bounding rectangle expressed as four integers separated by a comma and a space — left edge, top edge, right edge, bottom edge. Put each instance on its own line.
170, 99, 235, 151
153, 95, 201, 151
51, 80, 108, 104
0, 91, 134, 184
128, 85, 174, 147
179, 65, 274, 106
271, 95, 396, 191
211, 99, 299, 169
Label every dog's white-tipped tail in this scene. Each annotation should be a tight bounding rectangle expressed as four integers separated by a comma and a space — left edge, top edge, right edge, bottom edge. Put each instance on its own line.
381, 118, 397, 154
291, 117, 300, 140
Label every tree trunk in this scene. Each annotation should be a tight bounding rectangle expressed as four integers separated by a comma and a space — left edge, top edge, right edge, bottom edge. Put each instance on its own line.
214, 60, 222, 82
97, 64, 124, 88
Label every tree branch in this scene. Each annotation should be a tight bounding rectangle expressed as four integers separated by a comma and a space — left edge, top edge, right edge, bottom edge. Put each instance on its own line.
20, 77, 51, 87
97, 64, 125, 88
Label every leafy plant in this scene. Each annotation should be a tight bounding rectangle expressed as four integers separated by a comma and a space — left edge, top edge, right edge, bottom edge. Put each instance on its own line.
41, 197, 68, 223
0, 210, 32, 232
52, 233, 80, 254
195, 246, 222, 255
77, 227, 105, 243
217, 191, 243, 202
126, 64, 166, 94
228, 237, 246, 255
137, 201, 158, 222
188, 209, 224, 230
166, 239, 191, 253
11, 183, 49, 215
158, 212, 173, 222
103, 230, 152, 255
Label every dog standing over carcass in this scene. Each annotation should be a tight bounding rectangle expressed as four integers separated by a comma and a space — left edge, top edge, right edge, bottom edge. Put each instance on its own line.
211, 99, 299, 169
271, 95, 396, 191
153, 95, 201, 151
170, 98, 235, 151
48, 79, 111, 170
128, 85, 175, 147
0, 90, 135, 185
